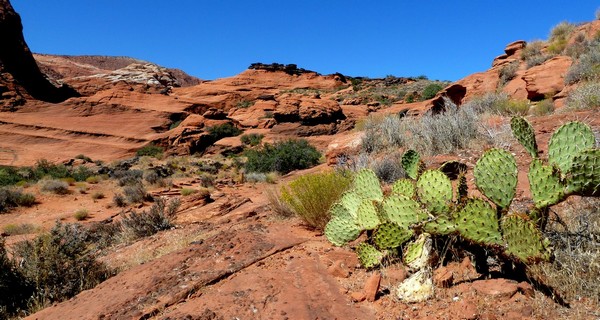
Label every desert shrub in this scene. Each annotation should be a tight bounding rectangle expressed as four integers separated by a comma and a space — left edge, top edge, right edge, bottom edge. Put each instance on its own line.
529, 198, 600, 304
244, 139, 321, 174
32, 159, 70, 180
498, 60, 519, 87
114, 169, 143, 186
70, 166, 93, 182
74, 154, 92, 162
0, 237, 33, 318
180, 188, 197, 196
2, 223, 36, 236
236, 100, 255, 109
565, 42, 600, 84
564, 33, 590, 59
240, 133, 264, 146
420, 83, 444, 100
12, 222, 112, 307
73, 209, 89, 221
547, 21, 576, 55
91, 192, 105, 200
530, 99, 555, 116
120, 197, 180, 240
280, 170, 353, 230
122, 183, 149, 204
361, 98, 480, 156
493, 99, 530, 116
0, 167, 25, 186
143, 170, 161, 185
244, 172, 267, 183
207, 123, 242, 141
85, 175, 100, 184
461, 92, 510, 114
565, 82, 600, 110
112, 193, 127, 207
370, 155, 406, 184
0, 187, 36, 213
39, 179, 69, 195
61, 177, 76, 186
198, 173, 215, 187
520, 40, 553, 68
136, 144, 164, 158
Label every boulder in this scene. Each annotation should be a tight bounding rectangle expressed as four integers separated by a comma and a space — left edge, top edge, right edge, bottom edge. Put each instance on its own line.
522, 56, 572, 101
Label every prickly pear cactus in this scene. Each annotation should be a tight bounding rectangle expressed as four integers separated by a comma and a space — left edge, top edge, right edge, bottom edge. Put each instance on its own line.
324, 215, 361, 246
403, 233, 432, 270
356, 242, 383, 269
353, 169, 384, 202
374, 222, 413, 249
380, 195, 428, 227
329, 202, 352, 220
453, 198, 502, 245
423, 215, 456, 235
338, 191, 363, 218
501, 213, 551, 263
416, 170, 453, 214
528, 159, 565, 208
402, 149, 421, 180
356, 199, 381, 230
391, 179, 416, 198
548, 121, 595, 173
474, 148, 517, 209
567, 148, 600, 196
510, 116, 538, 158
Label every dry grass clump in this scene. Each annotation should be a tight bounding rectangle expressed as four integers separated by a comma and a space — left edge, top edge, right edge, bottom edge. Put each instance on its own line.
39, 179, 69, 195
279, 170, 353, 230
2, 223, 37, 235
119, 197, 180, 241
529, 197, 600, 306
564, 81, 600, 110
520, 40, 553, 68
565, 41, 600, 84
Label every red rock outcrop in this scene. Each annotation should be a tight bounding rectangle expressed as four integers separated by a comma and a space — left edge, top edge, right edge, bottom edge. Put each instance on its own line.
521, 56, 572, 101
0, 0, 77, 109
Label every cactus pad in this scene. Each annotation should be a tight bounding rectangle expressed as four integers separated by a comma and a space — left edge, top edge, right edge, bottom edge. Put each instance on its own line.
338, 191, 362, 218
402, 149, 421, 180
403, 233, 432, 270
501, 213, 551, 263
353, 169, 384, 202
567, 148, 600, 196
474, 148, 517, 209
381, 195, 428, 227
453, 198, 502, 245
510, 116, 538, 158
548, 121, 595, 173
374, 222, 413, 249
528, 159, 565, 208
391, 179, 416, 198
423, 215, 456, 235
324, 216, 361, 246
356, 242, 383, 269
329, 202, 352, 220
356, 199, 381, 230
416, 170, 453, 214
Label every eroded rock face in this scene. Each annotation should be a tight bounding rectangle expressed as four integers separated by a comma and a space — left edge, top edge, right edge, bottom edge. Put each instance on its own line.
0, 0, 77, 107
522, 56, 572, 101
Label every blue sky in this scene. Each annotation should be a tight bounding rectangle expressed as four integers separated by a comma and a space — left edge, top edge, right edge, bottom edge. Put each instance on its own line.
10, 1, 600, 81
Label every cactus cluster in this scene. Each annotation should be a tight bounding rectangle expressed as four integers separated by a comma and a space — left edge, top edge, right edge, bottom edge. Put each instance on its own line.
323, 117, 599, 302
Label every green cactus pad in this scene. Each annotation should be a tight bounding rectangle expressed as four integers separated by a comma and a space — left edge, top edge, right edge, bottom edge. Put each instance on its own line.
423, 215, 456, 235
501, 213, 551, 263
474, 148, 517, 209
356, 242, 383, 269
528, 159, 565, 208
453, 198, 502, 245
353, 169, 384, 202
324, 216, 362, 246
416, 170, 453, 215
402, 149, 421, 180
439, 161, 467, 180
356, 199, 381, 230
381, 195, 428, 227
374, 222, 414, 249
339, 191, 362, 218
329, 202, 353, 220
548, 121, 595, 173
403, 233, 432, 270
391, 179, 416, 198
567, 148, 600, 196
510, 116, 538, 158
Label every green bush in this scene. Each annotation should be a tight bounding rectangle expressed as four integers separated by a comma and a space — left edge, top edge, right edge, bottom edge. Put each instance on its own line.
0, 187, 36, 213
547, 21, 576, 54
136, 144, 164, 158
420, 83, 444, 100
74, 209, 89, 221
565, 42, 600, 84
207, 123, 242, 141
0, 237, 33, 318
240, 133, 264, 146
530, 99, 555, 116
245, 139, 321, 174
280, 171, 353, 230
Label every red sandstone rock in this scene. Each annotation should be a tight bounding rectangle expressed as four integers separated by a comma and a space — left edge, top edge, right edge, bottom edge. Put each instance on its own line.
522, 56, 572, 100
472, 279, 519, 300
364, 272, 381, 302
327, 260, 350, 278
